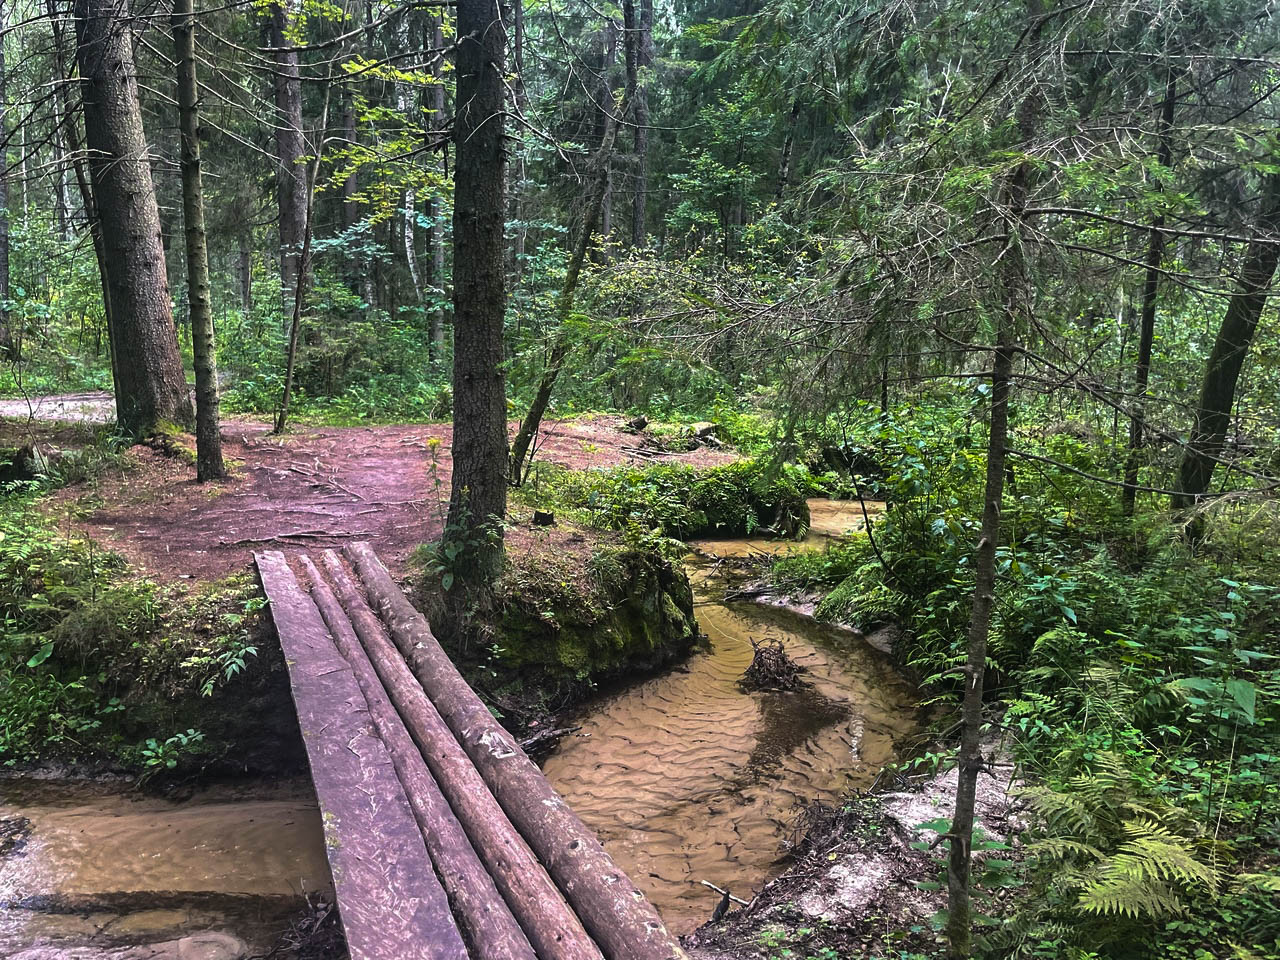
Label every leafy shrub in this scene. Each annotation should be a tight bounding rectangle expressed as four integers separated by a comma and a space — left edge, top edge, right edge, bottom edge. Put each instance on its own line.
0, 500, 267, 765
533, 458, 818, 540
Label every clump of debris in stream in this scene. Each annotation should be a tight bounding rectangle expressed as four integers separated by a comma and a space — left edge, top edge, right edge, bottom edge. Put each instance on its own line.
739, 637, 807, 691
257, 894, 347, 960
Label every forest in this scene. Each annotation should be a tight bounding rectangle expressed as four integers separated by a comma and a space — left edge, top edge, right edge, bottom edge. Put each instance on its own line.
1, 0, 1279, 958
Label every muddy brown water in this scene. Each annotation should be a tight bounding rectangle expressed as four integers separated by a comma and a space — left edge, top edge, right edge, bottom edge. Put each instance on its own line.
0, 498, 912, 949
0, 778, 331, 957
543, 498, 919, 933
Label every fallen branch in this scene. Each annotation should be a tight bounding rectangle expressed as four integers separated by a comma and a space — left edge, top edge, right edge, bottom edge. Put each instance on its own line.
518, 725, 581, 757
221, 528, 375, 545
699, 880, 749, 906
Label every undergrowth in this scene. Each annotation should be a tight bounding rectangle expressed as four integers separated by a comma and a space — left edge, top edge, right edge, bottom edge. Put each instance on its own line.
767, 399, 1280, 960
519, 457, 820, 541
0, 496, 268, 769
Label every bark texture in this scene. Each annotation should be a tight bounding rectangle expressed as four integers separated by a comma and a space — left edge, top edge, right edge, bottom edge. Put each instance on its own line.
74, 0, 192, 434
1173, 176, 1280, 510
1121, 74, 1174, 517
268, 0, 306, 308
52, 0, 115, 391
447, 0, 509, 632
173, 0, 225, 480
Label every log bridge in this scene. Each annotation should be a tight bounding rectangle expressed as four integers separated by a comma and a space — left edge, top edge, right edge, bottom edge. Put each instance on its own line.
254, 543, 687, 960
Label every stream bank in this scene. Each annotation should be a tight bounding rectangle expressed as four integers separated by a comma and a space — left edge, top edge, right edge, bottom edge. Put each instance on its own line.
541, 499, 924, 936
0, 777, 333, 960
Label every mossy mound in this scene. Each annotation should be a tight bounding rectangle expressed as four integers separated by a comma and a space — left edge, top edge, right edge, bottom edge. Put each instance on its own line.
497, 543, 699, 684
1, 501, 302, 774
529, 458, 816, 540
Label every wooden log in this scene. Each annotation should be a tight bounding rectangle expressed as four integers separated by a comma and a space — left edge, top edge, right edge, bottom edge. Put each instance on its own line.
254, 551, 467, 960
319, 550, 603, 960
342, 542, 687, 960
299, 555, 538, 960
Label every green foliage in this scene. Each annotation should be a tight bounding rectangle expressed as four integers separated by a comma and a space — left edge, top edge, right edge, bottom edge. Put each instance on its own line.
217, 268, 453, 425
527, 458, 817, 540
0, 498, 267, 766
137, 728, 207, 782
770, 397, 1280, 958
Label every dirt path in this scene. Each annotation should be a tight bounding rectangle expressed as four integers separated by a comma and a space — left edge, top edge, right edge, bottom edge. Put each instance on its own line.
11, 408, 734, 583
0, 391, 116, 424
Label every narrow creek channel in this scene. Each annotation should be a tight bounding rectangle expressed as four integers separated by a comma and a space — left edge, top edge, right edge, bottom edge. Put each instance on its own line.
0, 778, 331, 958
0, 499, 916, 952
543, 499, 920, 933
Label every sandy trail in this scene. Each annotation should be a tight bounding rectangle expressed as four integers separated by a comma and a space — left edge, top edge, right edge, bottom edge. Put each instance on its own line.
3, 401, 734, 582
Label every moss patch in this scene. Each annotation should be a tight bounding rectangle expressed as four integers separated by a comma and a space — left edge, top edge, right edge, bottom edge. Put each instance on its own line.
524, 458, 816, 540
498, 541, 698, 683
1, 497, 301, 774
415, 523, 701, 728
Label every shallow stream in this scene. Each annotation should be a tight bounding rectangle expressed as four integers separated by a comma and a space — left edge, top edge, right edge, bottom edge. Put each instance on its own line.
543, 499, 919, 932
0, 778, 331, 958
0, 499, 915, 950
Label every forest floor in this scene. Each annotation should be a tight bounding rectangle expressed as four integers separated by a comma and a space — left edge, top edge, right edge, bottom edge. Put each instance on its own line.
1, 393, 733, 585
4, 396, 979, 959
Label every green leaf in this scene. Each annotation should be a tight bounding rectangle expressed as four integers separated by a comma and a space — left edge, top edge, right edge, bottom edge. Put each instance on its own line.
26, 641, 54, 668
916, 817, 952, 832
1226, 679, 1257, 724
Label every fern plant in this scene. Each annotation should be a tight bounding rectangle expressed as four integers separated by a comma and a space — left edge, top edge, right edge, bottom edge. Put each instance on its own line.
1002, 752, 1227, 955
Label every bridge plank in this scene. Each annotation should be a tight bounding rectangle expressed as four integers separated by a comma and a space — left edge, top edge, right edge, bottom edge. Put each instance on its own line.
300, 554, 540, 960
316, 551, 602, 960
255, 550, 468, 960
343, 542, 687, 960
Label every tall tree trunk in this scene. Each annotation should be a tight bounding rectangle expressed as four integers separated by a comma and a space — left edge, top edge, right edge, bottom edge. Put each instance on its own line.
775, 95, 801, 200
398, 15, 423, 308
51, 0, 117, 395
630, 0, 652, 247
173, 0, 225, 480
444, 0, 508, 637
593, 19, 617, 261
1173, 175, 1280, 510
341, 90, 359, 229
275, 86, 330, 435
508, 0, 527, 279
944, 76, 1038, 960
52, 124, 74, 243
237, 233, 253, 313
0, 0, 10, 359
74, 0, 192, 435
426, 9, 448, 355
945, 335, 1015, 960
268, 0, 306, 311
1122, 72, 1175, 517
508, 62, 635, 480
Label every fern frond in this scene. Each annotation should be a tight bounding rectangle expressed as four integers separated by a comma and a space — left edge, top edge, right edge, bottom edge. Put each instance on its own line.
1235, 872, 1280, 893
1018, 784, 1097, 834
1078, 873, 1185, 919
1025, 836, 1104, 864
1110, 818, 1219, 892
